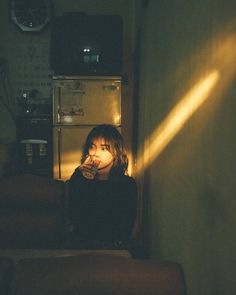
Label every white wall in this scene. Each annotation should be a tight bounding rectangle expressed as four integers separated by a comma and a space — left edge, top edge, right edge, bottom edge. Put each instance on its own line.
137, 1, 236, 294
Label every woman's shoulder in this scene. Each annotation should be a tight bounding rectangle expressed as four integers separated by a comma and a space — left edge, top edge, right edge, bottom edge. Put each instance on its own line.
69, 167, 85, 182
117, 175, 137, 201
123, 174, 136, 182
116, 174, 137, 186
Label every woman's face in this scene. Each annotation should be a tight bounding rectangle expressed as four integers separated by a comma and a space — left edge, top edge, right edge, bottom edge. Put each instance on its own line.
88, 137, 114, 170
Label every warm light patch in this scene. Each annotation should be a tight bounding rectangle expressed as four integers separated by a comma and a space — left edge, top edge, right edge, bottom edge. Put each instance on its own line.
54, 150, 82, 180
136, 70, 220, 174
127, 151, 134, 176
54, 148, 134, 180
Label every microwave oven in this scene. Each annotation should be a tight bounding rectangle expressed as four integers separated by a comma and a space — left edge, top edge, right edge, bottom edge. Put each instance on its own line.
50, 13, 123, 76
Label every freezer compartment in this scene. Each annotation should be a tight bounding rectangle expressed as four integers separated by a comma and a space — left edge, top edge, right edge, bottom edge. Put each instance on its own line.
53, 76, 121, 126
53, 125, 121, 180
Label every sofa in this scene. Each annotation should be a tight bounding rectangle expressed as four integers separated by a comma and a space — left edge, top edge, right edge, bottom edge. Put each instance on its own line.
0, 253, 187, 295
0, 174, 187, 295
0, 173, 143, 252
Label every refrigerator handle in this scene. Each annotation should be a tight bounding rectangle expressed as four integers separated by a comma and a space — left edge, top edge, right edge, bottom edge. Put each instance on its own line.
57, 127, 62, 179
57, 87, 62, 124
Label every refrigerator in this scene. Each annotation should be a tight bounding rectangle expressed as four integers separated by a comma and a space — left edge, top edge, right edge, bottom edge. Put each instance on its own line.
52, 76, 122, 180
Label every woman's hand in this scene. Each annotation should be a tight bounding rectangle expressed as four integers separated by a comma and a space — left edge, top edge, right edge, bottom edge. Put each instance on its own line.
79, 156, 101, 179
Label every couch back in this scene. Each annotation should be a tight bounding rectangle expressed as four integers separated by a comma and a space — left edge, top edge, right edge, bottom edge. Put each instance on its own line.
0, 174, 65, 248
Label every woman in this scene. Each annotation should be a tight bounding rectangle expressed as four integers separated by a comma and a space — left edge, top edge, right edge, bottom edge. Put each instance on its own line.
68, 124, 137, 249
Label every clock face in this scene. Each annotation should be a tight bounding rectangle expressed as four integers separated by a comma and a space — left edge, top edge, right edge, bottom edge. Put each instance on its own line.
10, 0, 52, 32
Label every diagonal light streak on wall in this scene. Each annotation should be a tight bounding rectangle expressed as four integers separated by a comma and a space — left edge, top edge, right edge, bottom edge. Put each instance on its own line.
136, 70, 220, 174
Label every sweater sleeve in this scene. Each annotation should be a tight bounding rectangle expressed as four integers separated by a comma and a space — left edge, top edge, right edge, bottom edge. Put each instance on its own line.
116, 177, 138, 243
68, 168, 85, 225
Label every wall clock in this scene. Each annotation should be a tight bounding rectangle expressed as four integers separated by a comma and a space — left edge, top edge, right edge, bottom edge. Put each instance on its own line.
9, 0, 52, 32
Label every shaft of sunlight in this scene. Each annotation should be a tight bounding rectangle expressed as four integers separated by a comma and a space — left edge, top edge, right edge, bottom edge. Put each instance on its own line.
137, 70, 220, 174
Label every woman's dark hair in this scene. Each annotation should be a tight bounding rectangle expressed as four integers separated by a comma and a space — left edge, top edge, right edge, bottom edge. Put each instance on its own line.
81, 124, 128, 177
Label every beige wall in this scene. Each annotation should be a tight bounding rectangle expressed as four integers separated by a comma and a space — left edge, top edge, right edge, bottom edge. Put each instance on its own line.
137, 1, 236, 294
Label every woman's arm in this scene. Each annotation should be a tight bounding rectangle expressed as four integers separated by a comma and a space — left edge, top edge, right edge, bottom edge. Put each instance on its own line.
116, 177, 138, 244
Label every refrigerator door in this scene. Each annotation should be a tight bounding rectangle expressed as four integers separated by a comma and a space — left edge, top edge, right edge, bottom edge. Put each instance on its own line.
53, 126, 90, 180
53, 76, 121, 126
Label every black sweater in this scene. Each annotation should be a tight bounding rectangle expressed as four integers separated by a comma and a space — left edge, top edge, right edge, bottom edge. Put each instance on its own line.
68, 169, 137, 244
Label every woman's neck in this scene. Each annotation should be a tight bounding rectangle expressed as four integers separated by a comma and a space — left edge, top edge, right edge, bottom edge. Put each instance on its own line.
96, 172, 109, 180
96, 163, 113, 180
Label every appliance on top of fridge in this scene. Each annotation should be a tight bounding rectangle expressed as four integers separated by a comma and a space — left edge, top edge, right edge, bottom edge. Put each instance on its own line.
53, 76, 122, 180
